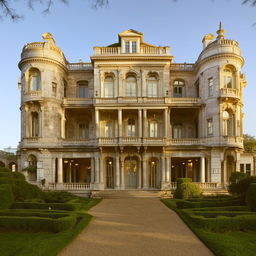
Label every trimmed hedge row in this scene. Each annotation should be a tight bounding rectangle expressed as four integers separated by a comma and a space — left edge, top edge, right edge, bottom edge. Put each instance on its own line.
189, 206, 250, 212
11, 202, 82, 211
176, 198, 244, 209
0, 184, 14, 209
246, 183, 256, 211
189, 211, 256, 218
0, 214, 77, 232
0, 210, 70, 219
187, 214, 256, 232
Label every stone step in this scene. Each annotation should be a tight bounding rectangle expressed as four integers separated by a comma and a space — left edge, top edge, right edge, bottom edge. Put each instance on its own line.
91, 190, 170, 199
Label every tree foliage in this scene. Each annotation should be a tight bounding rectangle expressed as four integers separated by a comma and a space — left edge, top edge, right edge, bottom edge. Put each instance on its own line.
244, 134, 256, 152
0, 0, 255, 20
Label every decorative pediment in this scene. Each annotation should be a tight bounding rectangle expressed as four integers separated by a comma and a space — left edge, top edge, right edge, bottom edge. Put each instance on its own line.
118, 29, 143, 39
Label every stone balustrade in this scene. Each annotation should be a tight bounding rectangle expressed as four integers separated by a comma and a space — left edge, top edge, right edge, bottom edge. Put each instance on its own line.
67, 62, 93, 70
47, 183, 91, 190
170, 63, 194, 71
220, 88, 239, 98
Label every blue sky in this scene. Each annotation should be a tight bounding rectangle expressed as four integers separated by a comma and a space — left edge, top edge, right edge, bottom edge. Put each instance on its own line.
0, 0, 255, 149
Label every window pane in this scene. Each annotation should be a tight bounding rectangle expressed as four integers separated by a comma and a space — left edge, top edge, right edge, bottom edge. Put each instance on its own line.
126, 77, 136, 96
148, 77, 157, 97
125, 41, 130, 53
150, 122, 158, 137
132, 41, 137, 53
105, 122, 113, 137
208, 78, 213, 96
104, 77, 114, 97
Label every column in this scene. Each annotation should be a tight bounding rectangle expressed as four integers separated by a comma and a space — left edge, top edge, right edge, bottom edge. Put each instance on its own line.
161, 156, 166, 182
118, 109, 122, 137
138, 159, 142, 189
120, 159, 125, 189
166, 157, 171, 182
100, 156, 104, 184
164, 108, 168, 137
143, 109, 148, 137
57, 158, 63, 183
200, 156, 205, 182
143, 157, 148, 188
94, 156, 99, 183
95, 109, 99, 137
90, 157, 94, 184
138, 109, 142, 138
115, 155, 120, 188
61, 110, 66, 139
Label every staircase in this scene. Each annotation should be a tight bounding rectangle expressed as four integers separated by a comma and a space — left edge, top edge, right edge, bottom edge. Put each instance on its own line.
91, 189, 171, 199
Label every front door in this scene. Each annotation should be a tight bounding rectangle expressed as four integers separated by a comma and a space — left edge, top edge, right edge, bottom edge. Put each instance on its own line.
124, 157, 138, 188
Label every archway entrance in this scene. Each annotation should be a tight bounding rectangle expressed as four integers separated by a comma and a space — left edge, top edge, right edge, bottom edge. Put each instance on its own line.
124, 156, 138, 188
106, 158, 114, 188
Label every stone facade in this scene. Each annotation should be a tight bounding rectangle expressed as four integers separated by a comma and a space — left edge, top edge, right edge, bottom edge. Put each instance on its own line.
18, 25, 247, 191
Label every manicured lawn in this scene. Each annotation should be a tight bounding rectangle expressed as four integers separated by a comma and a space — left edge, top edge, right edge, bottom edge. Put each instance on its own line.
162, 198, 256, 256
0, 198, 101, 256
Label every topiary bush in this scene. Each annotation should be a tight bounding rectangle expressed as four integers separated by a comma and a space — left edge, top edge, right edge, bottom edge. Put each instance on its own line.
11, 171, 26, 181
174, 178, 193, 199
0, 184, 14, 209
228, 176, 256, 197
178, 182, 202, 199
229, 172, 247, 184
245, 183, 256, 212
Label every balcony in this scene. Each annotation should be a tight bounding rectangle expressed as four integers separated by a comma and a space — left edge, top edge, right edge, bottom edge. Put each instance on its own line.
93, 46, 170, 56
95, 97, 165, 105
67, 62, 93, 71
165, 97, 201, 106
220, 88, 240, 99
23, 91, 42, 102
63, 98, 93, 108
62, 139, 97, 147
168, 138, 203, 146
170, 63, 194, 71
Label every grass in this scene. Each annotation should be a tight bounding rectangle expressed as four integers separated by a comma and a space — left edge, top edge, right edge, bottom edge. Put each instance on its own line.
0, 198, 101, 256
161, 198, 256, 256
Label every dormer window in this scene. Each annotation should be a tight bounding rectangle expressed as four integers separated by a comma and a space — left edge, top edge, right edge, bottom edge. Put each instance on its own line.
125, 40, 137, 53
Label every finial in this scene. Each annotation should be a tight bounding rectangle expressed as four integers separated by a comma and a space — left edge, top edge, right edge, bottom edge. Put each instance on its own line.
216, 22, 225, 40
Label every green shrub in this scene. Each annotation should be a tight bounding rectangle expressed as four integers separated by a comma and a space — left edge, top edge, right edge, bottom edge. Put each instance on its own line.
11, 202, 81, 211
229, 171, 247, 183
176, 198, 244, 209
0, 214, 77, 232
178, 182, 202, 199
188, 214, 256, 232
0, 184, 14, 209
44, 191, 75, 203
0, 172, 12, 178
246, 183, 256, 212
12, 180, 43, 201
0, 177, 13, 185
11, 171, 25, 181
0, 210, 70, 218
174, 178, 192, 199
0, 167, 10, 172
228, 176, 256, 197
24, 198, 45, 203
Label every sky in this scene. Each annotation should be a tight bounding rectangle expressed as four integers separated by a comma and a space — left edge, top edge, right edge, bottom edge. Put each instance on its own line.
0, 0, 255, 149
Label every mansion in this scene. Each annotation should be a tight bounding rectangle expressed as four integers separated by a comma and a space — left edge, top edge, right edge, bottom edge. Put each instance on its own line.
18, 25, 253, 192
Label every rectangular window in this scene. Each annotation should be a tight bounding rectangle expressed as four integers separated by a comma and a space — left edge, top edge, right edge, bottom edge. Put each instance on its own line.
79, 86, 88, 98
79, 124, 88, 139
240, 163, 244, 173
208, 78, 213, 97
224, 76, 232, 88
125, 41, 130, 53
246, 164, 251, 173
132, 41, 137, 53
207, 119, 213, 135
150, 122, 158, 137
173, 125, 182, 139
52, 82, 57, 96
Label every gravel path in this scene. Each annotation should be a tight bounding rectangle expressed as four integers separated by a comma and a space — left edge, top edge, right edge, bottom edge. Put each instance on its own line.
59, 198, 214, 256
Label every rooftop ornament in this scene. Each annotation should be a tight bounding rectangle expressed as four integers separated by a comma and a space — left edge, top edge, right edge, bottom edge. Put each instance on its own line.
216, 22, 225, 40
42, 32, 56, 44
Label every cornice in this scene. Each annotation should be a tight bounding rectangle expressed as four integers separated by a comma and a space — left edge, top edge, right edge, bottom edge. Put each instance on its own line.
194, 53, 244, 73
91, 55, 173, 62
18, 57, 68, 73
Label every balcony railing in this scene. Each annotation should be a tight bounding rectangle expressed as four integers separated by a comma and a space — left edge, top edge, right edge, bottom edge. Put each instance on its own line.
63, 98, 93, 107
47, 183, 91, 190
62, 139, 97, 146
94, 46, 170, 55
170, 182, 219, 190
170, 63, 194, 71
220, 88, 239, 99
67, 63, 93, 71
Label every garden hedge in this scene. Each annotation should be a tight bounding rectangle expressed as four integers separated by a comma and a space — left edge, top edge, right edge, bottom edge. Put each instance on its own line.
187, 213, 256, 232
178, 182, 202, 199
0, 210, 70, 218
229, 176, 256, 197
176, 198, 244, 209
246, 183, 256, 211
0, 214, 77, 232
11, 202, 82, 211
0, 184, 14, 209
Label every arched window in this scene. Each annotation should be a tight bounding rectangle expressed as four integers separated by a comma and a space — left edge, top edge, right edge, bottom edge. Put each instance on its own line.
127, 119, 136, 137
31, 112, 39, 137
104, 77, 114, 97
223, 110, 234, 136
173, 80, 184, 97
223, 68, 233, 89
149, 120, 158, 137
126, 76, 137, 96
77, 81, 89, 98
29, 68, 41, 91
147, 76, 158, 97
28, 154, 37, 167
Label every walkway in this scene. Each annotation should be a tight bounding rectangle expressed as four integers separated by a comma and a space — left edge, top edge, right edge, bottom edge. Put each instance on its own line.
60, 198, 213, 256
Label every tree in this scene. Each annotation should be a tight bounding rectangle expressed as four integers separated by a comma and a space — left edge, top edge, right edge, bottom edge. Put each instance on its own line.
243, 134, 256, 152
0, 0, 109, 20
0, 0, 255, 20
